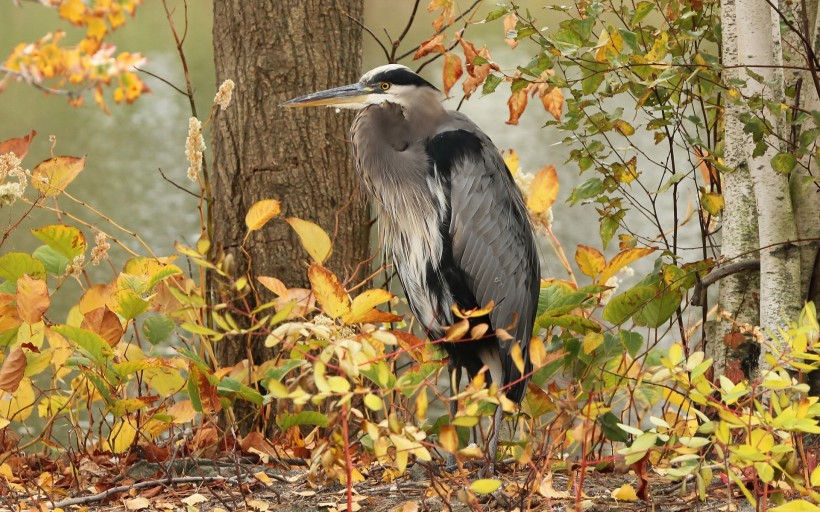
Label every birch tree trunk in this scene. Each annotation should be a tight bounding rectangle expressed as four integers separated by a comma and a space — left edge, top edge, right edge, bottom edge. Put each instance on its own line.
733, 0, 802, 374
715, 0, 761, 379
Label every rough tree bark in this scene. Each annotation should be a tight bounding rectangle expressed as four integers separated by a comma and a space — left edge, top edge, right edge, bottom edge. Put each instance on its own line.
211, 0, 369, 432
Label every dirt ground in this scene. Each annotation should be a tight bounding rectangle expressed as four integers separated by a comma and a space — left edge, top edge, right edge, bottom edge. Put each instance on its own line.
2, 457, 758, 512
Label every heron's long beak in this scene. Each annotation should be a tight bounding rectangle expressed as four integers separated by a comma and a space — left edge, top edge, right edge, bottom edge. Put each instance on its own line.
281, 82, 376, 108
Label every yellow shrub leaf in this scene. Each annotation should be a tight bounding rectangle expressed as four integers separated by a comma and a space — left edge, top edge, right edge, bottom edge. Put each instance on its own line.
0, 377, 35, 421
575, 245, 606, 279
529, 336, 546, 367
611, 483, 638, 501
286, 217, 332, 264
245, 199, 281, 231
511, 341, 525, 373
527, 165, 559, 213
257, 276, 288, 297
599, 247, 656, 285
439, 424, 458, 453
16, 275, 50, 324
107, 418, 137, 454
583, 332, 604, 355
470, 479, 502, 495
343, 289, 394, 324
502, 149, 520, 176
32, 156, 85, 196
307, 264, 350, 319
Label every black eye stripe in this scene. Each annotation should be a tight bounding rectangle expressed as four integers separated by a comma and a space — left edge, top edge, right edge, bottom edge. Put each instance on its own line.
368, 68, 439, 90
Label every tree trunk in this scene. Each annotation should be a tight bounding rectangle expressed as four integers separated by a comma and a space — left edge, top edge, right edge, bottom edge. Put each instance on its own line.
714, 0, 760, 380
211, 0, 369, 433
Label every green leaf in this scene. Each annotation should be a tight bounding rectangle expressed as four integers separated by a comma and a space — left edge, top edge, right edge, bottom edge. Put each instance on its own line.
619, 330, 644, 357
0, 253, 46, 281
276, 411, 329, 430
602, 286, 656, 325
568, 178, 604, 204
31, 225, 86, 260
32, 245, 68, 276
484, 6, 508, 22
482, 74, 503, 95
631, 1, 655, 24
52, 325, 113, 366
599, 412, 629, 442
217, 376, 263, 405
116, 290, 150, 321
142, 316, 175, 345
771, 152, 797, 174
600, 215, 620, 249
633, 288, 681, 327
470, 479, 502, 495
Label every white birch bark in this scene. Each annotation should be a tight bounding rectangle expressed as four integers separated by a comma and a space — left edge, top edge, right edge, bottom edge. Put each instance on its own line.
715, 0, 761, 377
734, 0, 802, 372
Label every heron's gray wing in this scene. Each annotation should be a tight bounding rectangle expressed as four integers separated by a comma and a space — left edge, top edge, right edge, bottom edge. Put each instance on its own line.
426, 128, 540, 402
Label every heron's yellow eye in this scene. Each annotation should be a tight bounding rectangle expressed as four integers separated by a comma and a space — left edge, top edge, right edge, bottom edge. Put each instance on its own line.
380, 82, 391, 91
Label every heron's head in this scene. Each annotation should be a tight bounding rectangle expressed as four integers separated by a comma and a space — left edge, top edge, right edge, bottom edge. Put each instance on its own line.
281, 64, 440, 110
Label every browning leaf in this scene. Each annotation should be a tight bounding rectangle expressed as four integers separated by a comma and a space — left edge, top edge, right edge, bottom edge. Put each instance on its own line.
428, 0, 455, 31
257, 276, 288, 297
307, 263, 350, 319
540, 86, 564, 121
81, 306, 124, 347
31, 156, 85, 197
442, 52, 463, 98
16, 275, 50, 324
414, 34, 446, 60
0, 346, 27, 393
0, 130, 37, 161
506, 87, 529, 125
503, 13, 519, 49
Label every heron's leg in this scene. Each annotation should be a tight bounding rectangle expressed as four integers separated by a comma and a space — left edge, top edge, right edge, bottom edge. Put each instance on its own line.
445, 361, 461, 471
480, 404, 504, 478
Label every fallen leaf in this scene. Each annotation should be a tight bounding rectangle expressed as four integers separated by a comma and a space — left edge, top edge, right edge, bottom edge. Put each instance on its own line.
538, 472, 571, 498
182, 493, 208, 506
125, 497, 151, 510
611, 483, 639, 501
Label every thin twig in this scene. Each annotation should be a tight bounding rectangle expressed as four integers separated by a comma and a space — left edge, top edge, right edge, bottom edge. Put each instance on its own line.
341, 9, 390, 62
134, 66, 189, 96
157, 167, 200, 198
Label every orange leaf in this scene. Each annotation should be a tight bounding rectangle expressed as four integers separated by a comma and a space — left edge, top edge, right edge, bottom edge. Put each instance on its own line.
257, 276, 288, 297
286, 217, 332, 264
503, 13, 519, 49
428, 0, 455, 31
393, 331, 430, 363
540, 87, 564, 121
442, 52, 463, 98
414, 34, 446, 60
79, 282, 118, 314
245, 199, 281, 231
0, 131, 37, 162
307, 264, 350, 319
575, 245, 606, 279
343, 289, 395, 324
16, 275, 50, 324
0, 346, 27, 393
527, 165, 559, 213
599, 247, 656, 284
81, 306, 124, 347
32, 156, 85, 197
506, 88, 529, 125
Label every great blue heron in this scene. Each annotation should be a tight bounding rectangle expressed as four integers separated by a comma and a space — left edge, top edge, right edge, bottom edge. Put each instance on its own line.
283, 64, 541, 475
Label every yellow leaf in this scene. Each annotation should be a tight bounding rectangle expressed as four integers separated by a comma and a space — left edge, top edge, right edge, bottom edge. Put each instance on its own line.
511, 341, 525, 373
529, 336, 546, 367
599, 247, 656, 285
0, 377, 35, 421
257, 276, 288, 297
575, 245, 606, 279
439, 424, 458, 453
701, 190, 724, 215
583, 332, 604, 355
245, 199, 281, 231
343, 288, 394, 324
286, 217, 332, 264
445, 319, 470, 341
611, 483, 638, 501
16, 275, 50, 324
307, 263, 350, 319
470, 479, 502, 494
415, 389, 428, 421
32, 156, 85, 196
502, 149, 520, 176
364, 393, 383, 411
527, 165, 559, 213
